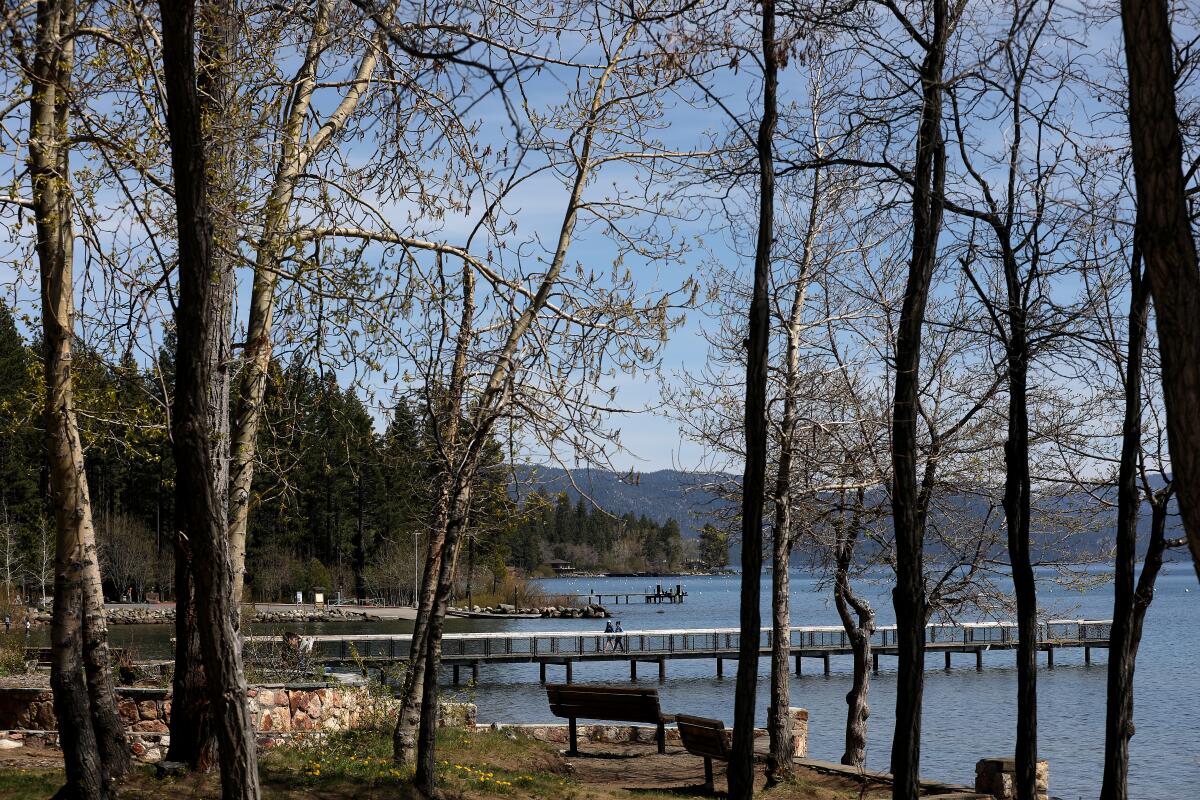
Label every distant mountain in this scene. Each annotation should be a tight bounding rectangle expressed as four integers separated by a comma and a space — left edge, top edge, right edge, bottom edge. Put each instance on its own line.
510, 466, 733, 536
511, 465, 1186, 561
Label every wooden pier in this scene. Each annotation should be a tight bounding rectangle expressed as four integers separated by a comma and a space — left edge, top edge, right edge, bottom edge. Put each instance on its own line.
246, 619, 1110, 685
569, 584, 688, 605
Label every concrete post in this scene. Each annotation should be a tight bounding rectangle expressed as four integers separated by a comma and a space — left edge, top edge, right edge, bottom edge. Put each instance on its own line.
976, 757, 1049, 800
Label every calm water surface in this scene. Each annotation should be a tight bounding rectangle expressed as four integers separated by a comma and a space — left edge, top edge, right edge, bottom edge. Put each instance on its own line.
93, 568, 1198, 799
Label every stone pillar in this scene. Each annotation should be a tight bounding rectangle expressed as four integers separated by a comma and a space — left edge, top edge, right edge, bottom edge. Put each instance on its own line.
975, 757, 1049, 800
787, 707, 809, 758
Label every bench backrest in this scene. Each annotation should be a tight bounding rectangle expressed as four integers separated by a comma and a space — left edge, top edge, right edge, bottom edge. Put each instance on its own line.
545, 684, 665, 724
676, 714, 730, 760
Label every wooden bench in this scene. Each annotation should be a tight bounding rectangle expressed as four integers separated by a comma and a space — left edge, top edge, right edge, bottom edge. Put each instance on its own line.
676, 714, 732, 791
545, 684, 674, 755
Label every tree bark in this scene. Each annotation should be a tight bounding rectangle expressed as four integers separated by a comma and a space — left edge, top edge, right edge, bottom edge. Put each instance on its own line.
1002, 287, 1037, 800
1100, 488, 1171, 800
394, 258, 475, 766
1100, 258, 1173, 799
730, 4, 776, 797
1120, 0, 1200, 580
834, 495, 873, 767
415, 482, 473, 796
766, 165, 819, 782
159, 1, 260, 797
890, 4, 948, 799
30, 0, 127, 793
164, 0, 239, 770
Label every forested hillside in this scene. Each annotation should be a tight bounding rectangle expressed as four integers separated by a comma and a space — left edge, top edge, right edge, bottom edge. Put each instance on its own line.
507, 488, 688, 573
0, 303, 521, 603
512, 466, 731, 536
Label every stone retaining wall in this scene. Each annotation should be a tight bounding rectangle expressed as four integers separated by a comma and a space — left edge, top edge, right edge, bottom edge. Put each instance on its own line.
0, 684, 463, 763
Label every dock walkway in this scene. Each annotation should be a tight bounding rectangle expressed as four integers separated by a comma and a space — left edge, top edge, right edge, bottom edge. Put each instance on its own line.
246, 619, 1110, 685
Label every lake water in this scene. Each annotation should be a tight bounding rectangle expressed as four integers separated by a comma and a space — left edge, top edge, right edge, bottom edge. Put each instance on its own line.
95, 567, 1199, 799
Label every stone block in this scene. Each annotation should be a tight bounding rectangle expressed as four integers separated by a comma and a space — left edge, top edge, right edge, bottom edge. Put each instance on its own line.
117, 698, 139, 725
131, 720, 169, 733
788, 707, 809, 758
975, 757, 1048, 800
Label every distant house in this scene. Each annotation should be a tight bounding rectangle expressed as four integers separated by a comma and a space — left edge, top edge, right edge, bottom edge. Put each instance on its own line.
546, 559, 576, 576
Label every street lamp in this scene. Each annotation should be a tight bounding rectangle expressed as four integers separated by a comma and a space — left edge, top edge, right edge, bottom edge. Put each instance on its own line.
412, 531, 419, 608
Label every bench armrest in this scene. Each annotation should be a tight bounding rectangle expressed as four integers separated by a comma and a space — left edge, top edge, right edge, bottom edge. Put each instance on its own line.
659, 714, 676, 723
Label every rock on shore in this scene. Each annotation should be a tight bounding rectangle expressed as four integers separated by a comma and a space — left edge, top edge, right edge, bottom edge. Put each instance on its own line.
455, 603, 610, 619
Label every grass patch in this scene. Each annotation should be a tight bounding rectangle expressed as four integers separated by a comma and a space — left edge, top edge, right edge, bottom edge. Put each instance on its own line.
0, 767, 63, 800
0, 729, 869, 799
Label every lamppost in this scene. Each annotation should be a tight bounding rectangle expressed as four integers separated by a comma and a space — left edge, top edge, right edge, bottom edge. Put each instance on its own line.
412, 530, 419, 608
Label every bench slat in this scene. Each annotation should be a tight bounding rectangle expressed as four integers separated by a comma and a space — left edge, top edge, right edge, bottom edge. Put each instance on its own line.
676, 714, 730, 761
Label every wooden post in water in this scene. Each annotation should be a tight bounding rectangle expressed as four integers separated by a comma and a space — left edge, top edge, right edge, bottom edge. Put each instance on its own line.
658, 657, 666, 683
717, 658, 723, 678
872, 651, 879, 674
1047, 646, 1055, 670
472, 662, 480, 684
565, 661, 574, 684
539, 662, 546, 683
945, 651, 952, 670
453, 665, 460, 685
631, 660, 638, 682
976, 649, 983, 671
823, 653, 830, 675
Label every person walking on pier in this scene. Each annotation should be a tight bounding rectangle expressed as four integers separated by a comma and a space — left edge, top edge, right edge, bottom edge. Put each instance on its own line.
603, 619, 615, 651
614, 620, 626, 652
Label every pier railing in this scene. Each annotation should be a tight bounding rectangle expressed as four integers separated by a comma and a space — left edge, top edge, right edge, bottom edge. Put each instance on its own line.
247, 619, 1111, 663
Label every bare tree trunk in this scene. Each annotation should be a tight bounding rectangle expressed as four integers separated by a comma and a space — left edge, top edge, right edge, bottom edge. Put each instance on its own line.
159, 1, 260, 797
767, 520, 792, 782
889, 4, 947, 799
1120, 0, 1200, 580
415, 484, 472, 796
1101, 258, 1175, 799
30, 0, 126, 793
165, 0, 239, 770
393, 492, 452, 764
1003, 330, 1037, 800
395, 258, 474, 766
80, 471, 128, 781
834, 495, 873, 767
167, 554, 216, 769
730, 4, 776, 797
228, 1, 391, 604
1101, 489, 1172, 800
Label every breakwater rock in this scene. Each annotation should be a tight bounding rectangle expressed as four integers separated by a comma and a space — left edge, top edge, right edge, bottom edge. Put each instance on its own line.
101, 606, 378, 625
457, 603, 610, 619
